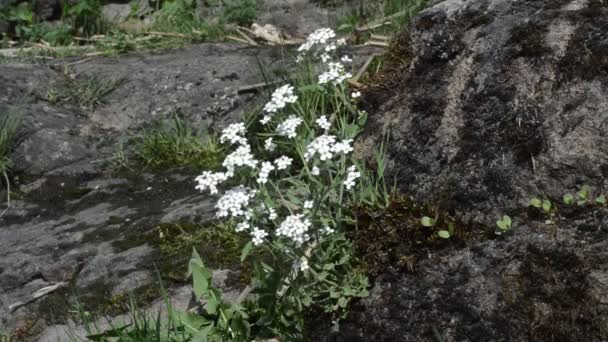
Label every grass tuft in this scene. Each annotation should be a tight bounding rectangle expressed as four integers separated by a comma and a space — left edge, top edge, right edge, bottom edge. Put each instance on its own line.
48, 75, 122, 110
135, 116, 225, 169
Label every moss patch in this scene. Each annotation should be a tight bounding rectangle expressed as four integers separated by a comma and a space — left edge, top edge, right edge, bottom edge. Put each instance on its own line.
349, 196, 489, 277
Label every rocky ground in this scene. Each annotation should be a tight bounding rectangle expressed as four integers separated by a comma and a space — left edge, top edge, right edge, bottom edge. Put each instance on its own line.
0, 15, 382, 340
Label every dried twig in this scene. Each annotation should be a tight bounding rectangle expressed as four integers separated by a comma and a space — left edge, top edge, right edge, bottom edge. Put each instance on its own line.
365, 41, 390, 48
370, 34, 390, 41
226, 35, 254, 46
235, 27, 259, 46
352, 53, 379, 83
9, 282, 68, 312
236, 81, 282, 94
356, 10, 407, 32
146, 31, 190, 39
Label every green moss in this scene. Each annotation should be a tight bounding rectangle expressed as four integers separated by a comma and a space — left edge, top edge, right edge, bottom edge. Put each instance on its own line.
349, 196, 489, 277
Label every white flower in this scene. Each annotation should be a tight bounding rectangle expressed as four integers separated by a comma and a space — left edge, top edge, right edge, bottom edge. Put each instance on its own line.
299, 257, 309, 272
260, 115, 272, 125
305, 135, 337, 161
216, 186, 255, 218
331, 139, 353, 155
251, 227, 268, 246
274, 156, 293, 170
276, 214, 312, 245
311, 166, 320, 176
303, 200, 313, 209
341, 55, 352, 63
264, 137, 276, 152
319, 62, 352, 85
195, 171, 229, 195
316, 115, 331, 130
297, 28, 336, 53
337, 38, 346, 46
220, 122, 247, 145
236, 221, 250, 232
276, 115, 303, 139
351, 91, 361, 99
322, 226, 334, 235
223, 143, 258, 175
257, 161, 275, 184
267, 207, 277, 220
320, 53, 331, 63
344, 165, 361, 190
264, 84, 298, 114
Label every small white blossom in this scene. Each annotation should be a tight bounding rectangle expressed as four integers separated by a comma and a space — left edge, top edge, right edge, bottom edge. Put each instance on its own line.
274, 156, 293, 170
264, 84, 298, 114
304, 200, 314, 209
236, 221, 250, 232
251, 227, 268, 246
305, 135, 337, 161
195, 171, 229, 195
344, 165, 361, 190
341, 55, 352, 63
276, 214, 312, 245
320, 53, 331, 63
322, 226, 335, 235
267, 207, 277, 220
260, 115, 272, 125
220, 122, 247, 145
351, 91, 361, 99
276, 115, 303, 139
223, 143, 258, 175
216, 186, 255, 218
299, 257, 309, 272
316, 115, 331, 130
311, 166, 320, 176
264, 137, 276, 152
337, 38, 346, 46
257, 161, 275, 184
332, 139, 353, 155
319, 62, 352, 85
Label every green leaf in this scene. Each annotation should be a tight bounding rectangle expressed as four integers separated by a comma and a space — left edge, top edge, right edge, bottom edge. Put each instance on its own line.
529, 198, 542, 208
337, 297, 348, 308
496, 215, 512, 231
420, 216, 435, 227
437, 230, 450, 239
563, 193, 574, 205
542, 199, 552, 212
240, 241, 253, 262
596, 195, 606, 205
172, 310, 208, 334
577, 185, 590, 200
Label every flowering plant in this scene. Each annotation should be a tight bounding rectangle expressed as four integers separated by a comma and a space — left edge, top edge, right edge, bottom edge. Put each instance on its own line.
176, 28, 371, 339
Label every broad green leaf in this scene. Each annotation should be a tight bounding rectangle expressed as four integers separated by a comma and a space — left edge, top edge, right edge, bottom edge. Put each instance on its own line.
337, 297, 348, 308
437, 230, 450, 239
596, 195, 606, 205
240, 241, 253, 262
542, 199, 552, 212
563, 193, 574, 204
529, 198, 542, 208
420, 216, 435, 227
172, 310, 208, 334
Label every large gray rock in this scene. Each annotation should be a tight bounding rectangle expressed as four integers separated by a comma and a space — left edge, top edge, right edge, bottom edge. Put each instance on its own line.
357, 0, 608, 225
338, 0, 608, 340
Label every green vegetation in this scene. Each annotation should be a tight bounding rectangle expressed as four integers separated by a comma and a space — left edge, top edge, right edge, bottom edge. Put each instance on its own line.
337, 0, 427, 36
48, 75, 122, 109
495, 215, 512, 234
222, 0, 258, 26
134, 116, 225, 169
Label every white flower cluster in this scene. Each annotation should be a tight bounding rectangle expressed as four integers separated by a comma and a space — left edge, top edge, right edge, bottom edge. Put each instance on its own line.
251, 227, 268, 246
276, 115, 303, 139
264, 137, 276, 152
297, 28, 336, 53
216, 186, 255, 218
276, 214, 312, 245
236, 221, 250, 232
257, 161, 275, 184
262, 85, 298, 124
274, 156, 292, 170
299, 257, 309, 272
319, 62, 352, 85
220, 122, 247, 145
316, 115, 331, 130
304, 135, 353, 161
223, 143, 258, 175
195, 171, 229, 195
344, 165, 361, 190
